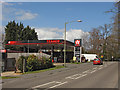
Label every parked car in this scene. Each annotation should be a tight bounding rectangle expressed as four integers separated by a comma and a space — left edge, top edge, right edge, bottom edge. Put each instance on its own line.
93, 58, 103, 65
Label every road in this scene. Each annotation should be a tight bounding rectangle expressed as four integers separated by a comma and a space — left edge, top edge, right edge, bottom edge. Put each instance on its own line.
2, 61, 119, 89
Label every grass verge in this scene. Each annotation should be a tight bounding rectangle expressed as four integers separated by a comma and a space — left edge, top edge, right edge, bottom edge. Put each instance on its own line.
23, 65, 65, 74
0, 76, 19, 79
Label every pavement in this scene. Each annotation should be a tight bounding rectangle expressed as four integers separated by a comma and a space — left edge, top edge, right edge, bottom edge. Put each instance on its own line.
1, 63, 65, 77
1, 71, 22, 77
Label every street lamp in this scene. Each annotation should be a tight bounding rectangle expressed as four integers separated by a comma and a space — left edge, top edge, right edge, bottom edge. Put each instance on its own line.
64, 20, 82, 67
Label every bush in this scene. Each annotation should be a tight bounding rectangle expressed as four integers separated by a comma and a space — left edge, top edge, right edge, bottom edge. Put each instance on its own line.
43, 57, 53, 68
17, 54, 54, 72
17, 55, 27, 72
70, 59, 74, 63
26, 54, 39, 71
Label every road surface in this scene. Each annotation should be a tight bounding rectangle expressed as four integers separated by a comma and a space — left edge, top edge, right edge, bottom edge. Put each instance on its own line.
2, 61, 119, 89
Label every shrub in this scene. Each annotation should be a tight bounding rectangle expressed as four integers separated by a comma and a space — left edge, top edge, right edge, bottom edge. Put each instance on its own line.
17, 55, 27, 72
26, 54, 39, 71
40, 56, 53, 69
70, 59, 74, 63
17, 54, 54, 72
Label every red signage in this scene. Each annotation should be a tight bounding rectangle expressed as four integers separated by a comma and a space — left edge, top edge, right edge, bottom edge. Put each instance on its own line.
0, 49, 6, 53
47, 40, 60, 43
6, 40, 63, 45
75, 40, 80, 45
8, 41, 21, 44
74, 39, 81, 47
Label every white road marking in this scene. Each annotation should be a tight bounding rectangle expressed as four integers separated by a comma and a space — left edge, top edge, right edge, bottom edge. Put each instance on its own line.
72, 74, 80, 77
49, 81, 68, 88
65, 77, 75, 79
75, 74, 87, 79
55, 81, 62, 84
90, 70, 97, 73
65, 74, 79, 79
83, 70, 90, 73
32, 81, 56, 89
98, 67, 103, 70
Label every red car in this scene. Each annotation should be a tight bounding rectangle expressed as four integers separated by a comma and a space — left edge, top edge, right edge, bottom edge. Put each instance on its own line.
93, 58, 103, 65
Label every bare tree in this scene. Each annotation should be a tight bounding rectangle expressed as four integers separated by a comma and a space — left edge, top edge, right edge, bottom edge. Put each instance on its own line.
98, 24, 112, 60
88, 28, 101, 55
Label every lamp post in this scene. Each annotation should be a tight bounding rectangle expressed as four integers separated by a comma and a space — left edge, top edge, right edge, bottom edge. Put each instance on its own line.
64, 20, 82, 67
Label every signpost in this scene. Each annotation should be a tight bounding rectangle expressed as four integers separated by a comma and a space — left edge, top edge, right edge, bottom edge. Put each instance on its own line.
74, 39, 82, 63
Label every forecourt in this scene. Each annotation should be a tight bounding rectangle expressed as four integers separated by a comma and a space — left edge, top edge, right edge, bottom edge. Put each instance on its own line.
2, 61, 118, 89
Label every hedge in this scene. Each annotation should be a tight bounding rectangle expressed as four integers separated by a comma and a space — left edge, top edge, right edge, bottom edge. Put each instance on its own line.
17, 54, 54, 72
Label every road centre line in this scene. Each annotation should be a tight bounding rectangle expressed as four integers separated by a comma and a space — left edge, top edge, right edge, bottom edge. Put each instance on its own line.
83, 70, 90, 73
55, 81, 62, 84
72, 74, 80, 77
32, 81, 56, 89
65, 77, 75, 79
90, 70, 97, 73
49, 81, 68, 88
33, 63, 110, 89
98, 67, 103, 70
75, 74, 87, 79
65, 74, 80, 79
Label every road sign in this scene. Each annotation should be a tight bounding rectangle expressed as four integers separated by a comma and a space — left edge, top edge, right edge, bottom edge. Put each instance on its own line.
74, 39, 82, 47
101, 55, 104, 58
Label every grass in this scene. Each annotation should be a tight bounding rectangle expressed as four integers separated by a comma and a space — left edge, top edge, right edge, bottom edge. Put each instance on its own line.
0, 76, 20, 79
23, 65, 65, 74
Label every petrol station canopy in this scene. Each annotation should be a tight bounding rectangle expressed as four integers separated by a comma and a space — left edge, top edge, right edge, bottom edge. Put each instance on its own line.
6, 39, 74, 51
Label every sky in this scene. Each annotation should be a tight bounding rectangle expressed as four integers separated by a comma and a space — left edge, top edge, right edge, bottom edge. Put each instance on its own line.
1, 2, 115, 42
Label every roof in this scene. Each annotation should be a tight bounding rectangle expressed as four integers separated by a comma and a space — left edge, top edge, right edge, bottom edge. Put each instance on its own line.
6, 39, 74, 50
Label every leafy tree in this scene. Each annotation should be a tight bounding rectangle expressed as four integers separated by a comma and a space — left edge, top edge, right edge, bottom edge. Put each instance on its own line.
4, 20, 38, 50
21, 26, 38, 40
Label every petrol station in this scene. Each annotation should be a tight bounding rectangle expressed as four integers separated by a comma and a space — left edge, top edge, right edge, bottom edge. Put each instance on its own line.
6, 39, 75, 62
2, 39, 82, 71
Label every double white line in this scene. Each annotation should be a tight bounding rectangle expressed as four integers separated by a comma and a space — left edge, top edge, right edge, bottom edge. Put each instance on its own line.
65, 73, 87, 80
32, 81, 68, 89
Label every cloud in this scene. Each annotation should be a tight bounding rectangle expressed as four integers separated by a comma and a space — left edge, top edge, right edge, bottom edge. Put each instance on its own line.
35, 28, 63, 40
2, 2, 14, 6
66, 29, 89, 42
35, 27, 89, 43
2, 3, 38, 21
15, 11, 38, 20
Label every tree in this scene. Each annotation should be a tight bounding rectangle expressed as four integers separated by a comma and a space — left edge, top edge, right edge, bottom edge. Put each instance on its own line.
4, 20, 38, 50
88, 28, 101, 55
106, 2, 120, 59
98, 24, 112, 59
21, 26, 38, 40
86, 2, 120, 59
87, 24, 112, 59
